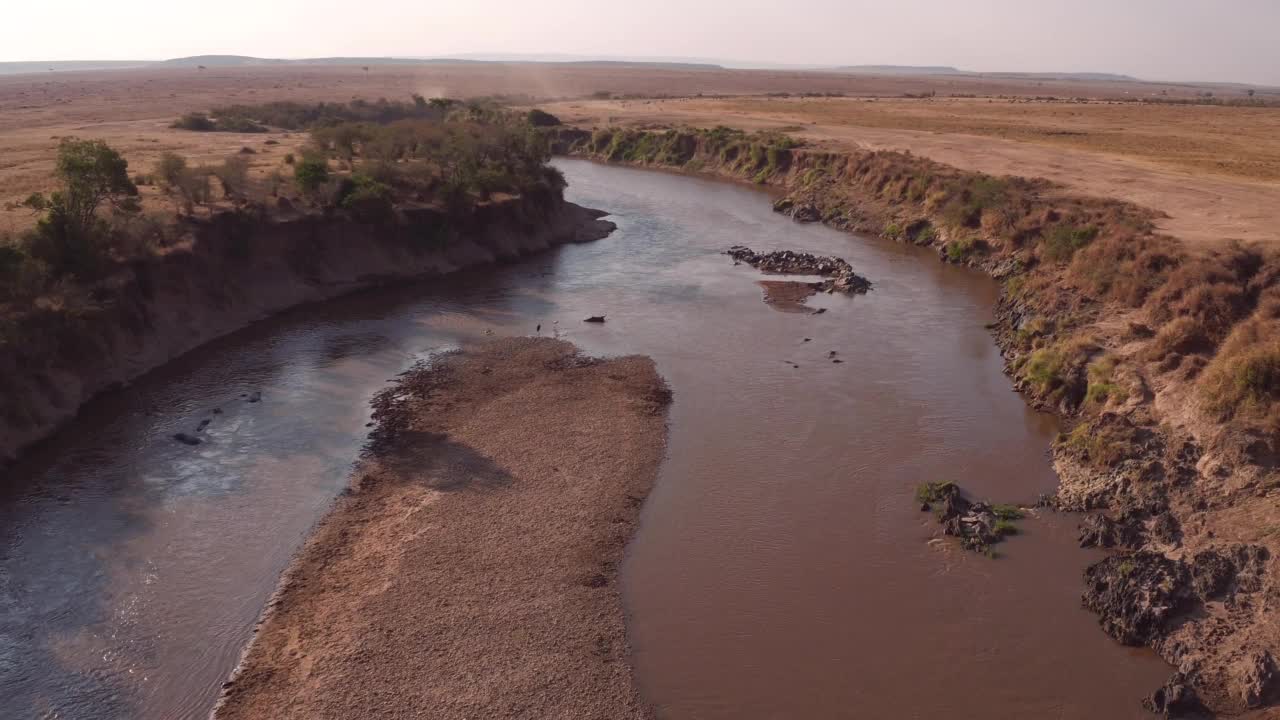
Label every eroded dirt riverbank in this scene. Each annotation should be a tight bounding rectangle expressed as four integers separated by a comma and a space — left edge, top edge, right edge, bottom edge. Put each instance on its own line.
213, 338, 669, 719
0, 196, 613, 466
2, 159, 1170, 719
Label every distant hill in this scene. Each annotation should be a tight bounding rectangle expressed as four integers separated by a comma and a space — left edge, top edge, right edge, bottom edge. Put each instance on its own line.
983, 71, 1140, 82
158, 55, 492, 68
159, 55, 285, 67
835, 65, 964, 75
832, 65, 1139, 83
0, 61, 148, 75
0, 57, 1261, 89
152, 55, 720, 71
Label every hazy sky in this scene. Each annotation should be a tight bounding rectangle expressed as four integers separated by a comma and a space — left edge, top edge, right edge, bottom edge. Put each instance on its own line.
5, 0, 1279, 85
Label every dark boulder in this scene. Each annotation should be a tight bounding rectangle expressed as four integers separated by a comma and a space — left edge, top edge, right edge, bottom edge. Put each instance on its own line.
1143, 673, 1204, 717
1082, 552, 1192, 646
791, 204, 821, 223
1078, 513, 1143, 549
1189, 544, 1269, 602
1238, 650, 1279, 709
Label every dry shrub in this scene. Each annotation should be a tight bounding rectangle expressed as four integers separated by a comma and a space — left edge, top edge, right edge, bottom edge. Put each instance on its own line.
1057, 415, 1143, 468
1254, 285, 1280, 320
1146, 316, 1213, 360
214, 156, 251, 198
1200, 318, 1280, 427
1068, 231, 1181, 306
155, 152, 188, 188
1142, 246, 1263, 359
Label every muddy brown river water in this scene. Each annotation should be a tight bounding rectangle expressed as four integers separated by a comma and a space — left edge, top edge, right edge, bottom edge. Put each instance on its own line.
0, 159, 1169, 719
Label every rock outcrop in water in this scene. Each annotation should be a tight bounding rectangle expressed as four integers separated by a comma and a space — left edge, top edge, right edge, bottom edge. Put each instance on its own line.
726, 246, 872, 294
916, 481, 1023, 554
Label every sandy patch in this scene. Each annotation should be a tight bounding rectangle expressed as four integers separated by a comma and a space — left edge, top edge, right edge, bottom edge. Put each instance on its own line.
213, 337, 669, 720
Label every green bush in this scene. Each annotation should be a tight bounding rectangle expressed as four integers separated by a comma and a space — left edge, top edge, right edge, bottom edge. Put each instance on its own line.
1057, 421, 1137, 468
214, 116, 268, 133
912, 223, 937, 245
993, 519, 1019, 537
20, 139, 139, 278
1085, 355, 1126, 405
1023, 347, 1068, 393
946, 238, 976, 262
337, 174, 395, 223
526, 109, 561, 127
172, 113, 217, 131
991, 504, 1023, 521
1200, 319, 1280, 423
1043, 225, 1099, 263
0, 239, 45, 301
915, 481, 956, 505
294, 156, 330, 197
940, 176, 1009, 229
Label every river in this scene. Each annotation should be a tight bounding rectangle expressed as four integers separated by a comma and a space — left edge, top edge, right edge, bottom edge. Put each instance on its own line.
0, 159, 1168, 719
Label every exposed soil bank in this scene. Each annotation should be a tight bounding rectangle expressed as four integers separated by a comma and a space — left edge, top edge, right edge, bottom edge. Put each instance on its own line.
0, 195, 614, 465
556, 127, 1280, 715
212, 338, 669, 719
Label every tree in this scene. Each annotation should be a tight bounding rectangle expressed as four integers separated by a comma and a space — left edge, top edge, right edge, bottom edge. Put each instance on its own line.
294, 156, 330, 197
338, 174, 394, 223
214, 155, 251, 198
155, 151, 188, 188
22, 138, 139, 277
53, 138, 139, 228
526, 109, 562, 127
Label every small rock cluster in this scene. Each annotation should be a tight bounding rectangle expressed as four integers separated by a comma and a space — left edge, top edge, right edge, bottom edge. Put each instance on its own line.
726, 246, 872, 295
772, 197, 822, 223
917, 481, 1021, 554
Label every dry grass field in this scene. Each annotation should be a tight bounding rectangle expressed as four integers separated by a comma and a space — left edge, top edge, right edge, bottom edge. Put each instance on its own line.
1, 63, 1277, 246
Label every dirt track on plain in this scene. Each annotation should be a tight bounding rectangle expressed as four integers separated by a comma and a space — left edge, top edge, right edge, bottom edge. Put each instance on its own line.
213, 338, 669, 720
